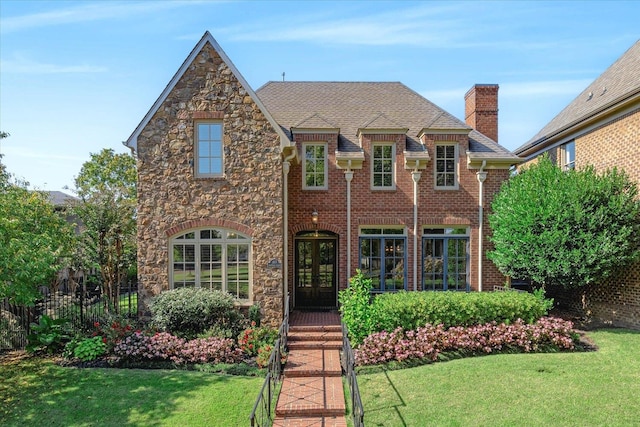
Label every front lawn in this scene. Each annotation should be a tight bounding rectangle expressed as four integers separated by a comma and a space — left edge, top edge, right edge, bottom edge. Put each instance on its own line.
358, 329, 640, 426
0, 355, 263, 426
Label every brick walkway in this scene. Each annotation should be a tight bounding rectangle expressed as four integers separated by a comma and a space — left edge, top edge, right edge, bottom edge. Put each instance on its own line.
273, 311, 347, 427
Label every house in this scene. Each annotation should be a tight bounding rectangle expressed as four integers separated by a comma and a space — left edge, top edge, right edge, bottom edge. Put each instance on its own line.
514, 40, 640, 329
124, 31, 520, 323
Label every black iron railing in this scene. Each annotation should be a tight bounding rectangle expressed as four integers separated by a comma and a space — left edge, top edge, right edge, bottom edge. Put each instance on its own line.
1, 280, 138, 350
341, 322, 365, 427
249, 293, 289, 427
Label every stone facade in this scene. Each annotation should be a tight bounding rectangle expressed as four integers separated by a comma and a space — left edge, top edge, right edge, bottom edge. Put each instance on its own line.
135, 43, 284, 324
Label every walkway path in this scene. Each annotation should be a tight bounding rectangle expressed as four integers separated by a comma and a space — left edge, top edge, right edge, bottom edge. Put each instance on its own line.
273, 311, 347, 427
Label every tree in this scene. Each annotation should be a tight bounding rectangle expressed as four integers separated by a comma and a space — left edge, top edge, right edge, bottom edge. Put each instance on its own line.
488, 155, 640, 289
72, 148, 136, 313
0, 133, 75, 305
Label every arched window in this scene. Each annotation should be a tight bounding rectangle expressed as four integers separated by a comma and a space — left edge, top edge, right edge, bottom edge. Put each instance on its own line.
169, 228, 251, 300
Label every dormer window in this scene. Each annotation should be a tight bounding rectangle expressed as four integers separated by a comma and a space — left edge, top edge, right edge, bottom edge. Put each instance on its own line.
195, 122, 223, 177
435, 144, 458, 189
371, 143, 395, 190
303, 143, 328, 190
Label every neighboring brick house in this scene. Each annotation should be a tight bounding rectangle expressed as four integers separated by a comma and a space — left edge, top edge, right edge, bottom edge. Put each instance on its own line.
514, 40, 640, 329
125, 32, 520, 323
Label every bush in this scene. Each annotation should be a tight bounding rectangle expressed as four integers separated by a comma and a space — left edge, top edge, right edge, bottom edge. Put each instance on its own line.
371, 290, 551, 337
338, 270, 374, 344
90, 315, 137, 351
26, 315, 71, 354
73, 336, 107, 361
355, 317, 576, 366
150, 288, 245, 338
238, 322, 278, 356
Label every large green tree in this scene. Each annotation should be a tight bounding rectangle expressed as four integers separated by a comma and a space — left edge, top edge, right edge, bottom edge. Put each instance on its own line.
488, 155, 640, 289
0, 133, 75, 304
72, 148, 136, 313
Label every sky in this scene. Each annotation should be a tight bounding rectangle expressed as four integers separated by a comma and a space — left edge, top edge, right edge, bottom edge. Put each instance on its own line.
1, 1, 638, 192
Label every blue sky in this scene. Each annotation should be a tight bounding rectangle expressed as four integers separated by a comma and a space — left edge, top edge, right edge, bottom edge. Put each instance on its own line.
1, 0, 638, 192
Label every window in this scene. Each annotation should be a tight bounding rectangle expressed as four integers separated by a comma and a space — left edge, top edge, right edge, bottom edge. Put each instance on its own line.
170, 228, 251, 300
561, 141, 575, 170
196, 122, 223, 177
371, 143, 395, 189
303, 143, 328, 189
359, 228, 406, 292
423, 227, 469, 291
435, 144, 458, 189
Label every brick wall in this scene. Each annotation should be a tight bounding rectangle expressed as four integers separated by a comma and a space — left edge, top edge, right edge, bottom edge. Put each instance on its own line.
465, 84, 499, 142
287, 130, 509, 301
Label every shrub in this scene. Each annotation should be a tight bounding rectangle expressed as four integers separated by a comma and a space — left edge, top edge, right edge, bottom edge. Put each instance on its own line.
26, 315, 71, 354
238, 322, 278, 356
370, 290, 551, 337
150, 288, 245, 338
338, 270, 374, 344
73, 336, 107, 361
90, 315, 137, 351
355, 317, 576, 366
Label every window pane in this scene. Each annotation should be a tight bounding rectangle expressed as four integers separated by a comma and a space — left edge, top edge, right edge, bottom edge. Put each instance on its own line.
198, 124, 210, 139
199, 158, 210, 174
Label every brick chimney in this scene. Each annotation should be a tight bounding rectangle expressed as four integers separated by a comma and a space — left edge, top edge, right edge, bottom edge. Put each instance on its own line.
465, 84, 499, 142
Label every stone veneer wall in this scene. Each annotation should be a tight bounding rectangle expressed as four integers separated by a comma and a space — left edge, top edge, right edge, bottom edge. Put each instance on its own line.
135, 43, 284, 324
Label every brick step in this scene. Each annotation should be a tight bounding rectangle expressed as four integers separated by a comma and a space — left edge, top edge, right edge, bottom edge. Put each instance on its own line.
287, 340, 342, 351
284, 349, 342, 378
275, 376, 346, 418
289, 324, 342, 334
288, 331, 343, 342
273, 415, 348, 427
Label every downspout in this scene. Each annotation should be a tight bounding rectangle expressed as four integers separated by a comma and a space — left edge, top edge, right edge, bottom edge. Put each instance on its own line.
282, 150, 296, 314
476, 160, 487, 293
345, 160, 354, 280
411, 161, 422, 291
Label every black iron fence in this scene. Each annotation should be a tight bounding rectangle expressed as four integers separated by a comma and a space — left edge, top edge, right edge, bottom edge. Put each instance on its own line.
249, 293, 289, 427
341, 322, 365, 427
0, 279, 138, 350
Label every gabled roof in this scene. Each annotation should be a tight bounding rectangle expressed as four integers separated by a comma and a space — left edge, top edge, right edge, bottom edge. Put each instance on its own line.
292, 113, 339, 131
516, 39, 640, 155
256, 81, 519, 165
124, 31, 290, 153
47, 191, 78, 207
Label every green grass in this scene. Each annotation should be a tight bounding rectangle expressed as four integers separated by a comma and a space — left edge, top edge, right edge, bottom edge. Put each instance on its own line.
0, 357, 263, 426
358, 329, 640, 426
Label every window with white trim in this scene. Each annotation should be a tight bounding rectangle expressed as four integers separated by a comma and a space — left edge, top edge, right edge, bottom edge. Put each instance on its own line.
435, 144, 458, 189
561, 141, 575, 171
170, 228, 251, 300
422, 227, 469, 291
195, 122, 223, 177
359, 227, 406, 292
303, 143, 328, 189
371, 143, 395, 189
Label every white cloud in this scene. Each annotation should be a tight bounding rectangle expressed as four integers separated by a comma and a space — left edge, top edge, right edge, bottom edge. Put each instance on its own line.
0, 56, 107, 74
0, 1, 216, 34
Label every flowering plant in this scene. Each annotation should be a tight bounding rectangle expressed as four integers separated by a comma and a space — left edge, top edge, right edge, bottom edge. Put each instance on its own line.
238, 322, 277, 356
354, 317, 576, 366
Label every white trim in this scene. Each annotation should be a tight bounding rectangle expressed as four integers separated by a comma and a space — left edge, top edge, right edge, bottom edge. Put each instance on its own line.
370, 142, 396, 190
434, 143, 459, 190
302, 142, 329, 190
124, 31, 290, 153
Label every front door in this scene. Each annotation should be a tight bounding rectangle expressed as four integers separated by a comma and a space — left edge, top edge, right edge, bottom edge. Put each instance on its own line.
295, 235, 337, 308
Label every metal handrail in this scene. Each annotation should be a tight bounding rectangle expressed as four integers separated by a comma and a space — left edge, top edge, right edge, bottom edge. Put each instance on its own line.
249, 293, 290, 426
341, 322, 365, 427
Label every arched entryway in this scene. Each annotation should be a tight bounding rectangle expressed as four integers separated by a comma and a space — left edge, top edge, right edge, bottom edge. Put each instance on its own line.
294, 231, 338, 309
